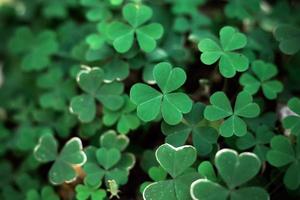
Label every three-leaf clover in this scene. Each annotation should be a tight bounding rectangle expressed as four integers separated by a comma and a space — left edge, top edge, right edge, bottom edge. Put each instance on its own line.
130, 62, 193, 125
83, 130, 135, 187
103, 95, 140, 134
107, 3, 164, 53
34, 134, 87, 185
204, 91, 260, 137
161, 102, 218, 156
239, 60, 283, 100
198, 26, 249, 78
274, 24, 300, 55
75, 183, 106, 200
70, 66, 124, 123
283, 97, 300, 136
236, 125, 274, 162
143, 143, 200, 200
267, 135, 300, 190
191, 149, 269, 200
8, 27, 58, 71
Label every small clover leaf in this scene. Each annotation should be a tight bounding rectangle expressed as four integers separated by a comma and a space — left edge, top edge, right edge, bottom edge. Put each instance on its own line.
191, 149, 269, 200
162, 102, 218, 156
8, 27, 58, 71
107, 3, 164, 53
283, 97, 300, 136
267, 135, 300, 190
236, 125, 274, 162
103, 95, 140, 134
70, 66, 124, 123
75, 183, 106, 200
130, 62, 193, 125
198, 26, 249, 78
274, 24, 300, 55
34, 134, 87, 185
143, 144, 200, 200
225, 0, 261, 20
83, 130, 135, 187
80, 0, 111, 21
240, 60, 283, 100
204, 91, 260, 137
26, 186, 59, 200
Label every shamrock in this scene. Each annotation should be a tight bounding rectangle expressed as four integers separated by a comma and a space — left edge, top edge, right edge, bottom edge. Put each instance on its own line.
224, 0, 261, 20
239, 60, 283, 100
103, 95, 140, 134
26, 186, 59, 200
274, 24, 300, 55
8, 27, 58, 71
130, 62, 193, 125
80, 0, 111, 21
236, 125, 274, 162
204, 91, 260, 137
143, 144, 200, 200
75, 183, 106, 200
70, 66, 124, 123
161, 102, 218, 156
267, 135, 300, 190
283, 97, 300, 136
191, 149, 269, 200
198, 26, 249, 78
34, 134, 87, 185
83, 130, 135, 187
107, 3, 164, 53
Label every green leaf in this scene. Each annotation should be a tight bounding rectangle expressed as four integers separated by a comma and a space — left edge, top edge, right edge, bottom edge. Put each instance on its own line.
75, 184, 106, 200
191, 179, 229, 200
96, 148, 121, 170
283, 97, 300, 136
34, 135, 87, 185
274, 24, 300, 55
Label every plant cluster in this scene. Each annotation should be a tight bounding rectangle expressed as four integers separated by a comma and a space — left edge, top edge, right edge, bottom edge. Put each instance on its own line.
0, 0, 300, 199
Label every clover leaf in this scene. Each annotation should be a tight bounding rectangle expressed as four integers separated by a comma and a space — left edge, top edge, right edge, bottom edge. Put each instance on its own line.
8, 27, 58, 71
198, 26, 249, 78
283, 97, 300, 136
75, 183, 106, 200
103, 95, 140, 134
161, 102, 218, 156
274, 24, 300, 55
204, 91, 260, 137
70, 66, 124, 123
80, 0, 111, 22
236, 125, 274, 162
240, 60, 283, 100
34, 134, 87, 185
143, 143, 200, 200
26, 186, 59, 200
130, 62, 193, 125
83, 130, 135, 187
107, 3, 164, 53
191, 149, 269, 200
267, 135, 300, 190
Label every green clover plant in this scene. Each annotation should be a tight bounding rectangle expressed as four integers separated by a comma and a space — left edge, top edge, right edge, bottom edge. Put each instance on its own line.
204, 91, 260, 137
198, 26, 249, 78
25, 186, 59, 200
130, 62, 193, 125
75, 183, 106, 200
274, 24, 300, 55
283, 97, 300, 136
107, 3, 164, 53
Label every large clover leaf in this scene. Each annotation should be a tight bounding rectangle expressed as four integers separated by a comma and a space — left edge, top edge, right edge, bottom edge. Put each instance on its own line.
34, 134, 87, 185
130, 62, 193, 125
70, 67, 124, 123
107, 3, 164, 53
283, 97, 300, 136
198, 26, 249, 78
83, 131, 135, 187
143, 144, 200, 200
161, 102, 218, 156
267, 135, 300, 190
8, 27, 58, 71
240, 60, 283, 100
274, 24, 300, 55
204, 91, 260, 137
191, 149, 269, 200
